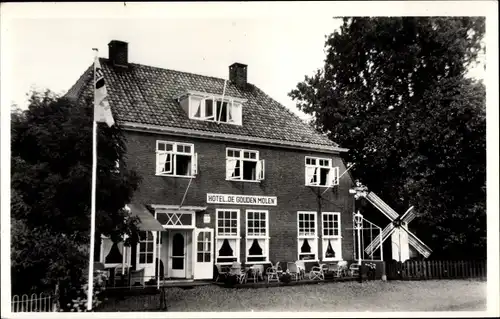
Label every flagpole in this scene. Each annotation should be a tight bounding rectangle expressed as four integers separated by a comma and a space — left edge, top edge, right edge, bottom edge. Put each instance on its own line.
87, 48, 99, 311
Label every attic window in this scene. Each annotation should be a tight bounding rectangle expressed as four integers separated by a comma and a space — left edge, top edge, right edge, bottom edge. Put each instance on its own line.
178, 91, 245, 125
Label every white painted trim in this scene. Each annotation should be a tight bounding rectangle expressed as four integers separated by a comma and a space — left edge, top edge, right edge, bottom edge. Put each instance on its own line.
121, 121, 348, 154
215, 208, 241, 263
226, 147, 263, 182
305, 156, 339, 187
321, 212, 342, 261
321, 212, 341, 237
155, 210, 195, 229
155, 173, 196, 178
151, 205, 207, 211
155, 140, 195, 177
245, 209, 269, 263
297, 211, 319, 261
174, 90, 248, 104
215, 208, 240, 238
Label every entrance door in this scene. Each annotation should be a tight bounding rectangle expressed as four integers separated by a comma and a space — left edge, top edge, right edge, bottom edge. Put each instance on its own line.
194, 228, 214, 279
169, 231, 186, 278
136, 231, 156, 279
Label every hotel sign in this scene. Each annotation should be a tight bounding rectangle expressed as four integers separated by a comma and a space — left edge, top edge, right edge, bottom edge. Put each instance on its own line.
206, 193, 277, 206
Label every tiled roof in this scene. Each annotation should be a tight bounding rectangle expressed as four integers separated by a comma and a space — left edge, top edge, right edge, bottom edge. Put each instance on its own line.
67, 58, 340, 149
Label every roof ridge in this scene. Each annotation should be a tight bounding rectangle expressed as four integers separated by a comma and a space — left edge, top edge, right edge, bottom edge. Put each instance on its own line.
99, 57, 230, 84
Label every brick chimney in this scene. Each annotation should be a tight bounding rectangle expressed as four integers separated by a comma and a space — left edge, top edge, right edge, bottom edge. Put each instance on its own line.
108, 40, 128, 67
229, 63, 248, 88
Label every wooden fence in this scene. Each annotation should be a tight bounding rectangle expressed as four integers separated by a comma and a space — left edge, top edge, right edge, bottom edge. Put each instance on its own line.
11, 293, 58, 312
386, 260, 486, 280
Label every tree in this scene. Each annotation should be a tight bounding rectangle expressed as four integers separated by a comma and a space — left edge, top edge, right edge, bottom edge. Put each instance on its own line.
11, 90, 141, 295
289, 17, 486, 260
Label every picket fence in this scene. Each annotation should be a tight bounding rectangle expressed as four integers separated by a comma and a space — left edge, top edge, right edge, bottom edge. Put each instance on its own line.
386, 259, 486, 280
11, 293, 57, 312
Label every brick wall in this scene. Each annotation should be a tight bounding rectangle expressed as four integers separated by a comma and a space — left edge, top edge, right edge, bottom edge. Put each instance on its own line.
124, 129, 355, 265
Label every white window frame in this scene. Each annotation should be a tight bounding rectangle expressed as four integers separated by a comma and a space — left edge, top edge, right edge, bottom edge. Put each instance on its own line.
297, 211, 318, 261
215, 209, 240, 265
155, 140, 198, 178
321, 212, 342, 262
156, 210, 195, 229
138, 231, 155, 264
186, 92, 243, 125
305, 156, 339, 187
226, 148, 265, 182
245, 210, 269, 264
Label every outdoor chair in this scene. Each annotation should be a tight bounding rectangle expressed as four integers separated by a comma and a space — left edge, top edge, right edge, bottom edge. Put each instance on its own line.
309, 263, 326, 280
286, 262, 300, 281
130, 268, 145, 287
295, 260, 306, 280
230, 261, 247, 284
215, 264, 231, 282
272, 261, 283, 275
266, 262, 281, 283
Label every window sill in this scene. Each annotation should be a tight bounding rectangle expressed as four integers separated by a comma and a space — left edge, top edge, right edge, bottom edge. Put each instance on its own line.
321, 258, 343, 263
190, 117, 242, 126
216, 261, 240, 266
297, 259, 319, 263
155, 174, 196, 179
305, 184, 339, 188
226, 178, 262, 183
244, 261, 270, 265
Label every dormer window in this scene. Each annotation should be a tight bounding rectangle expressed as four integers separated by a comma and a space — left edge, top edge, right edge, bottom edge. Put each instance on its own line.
177, 90, 245, 125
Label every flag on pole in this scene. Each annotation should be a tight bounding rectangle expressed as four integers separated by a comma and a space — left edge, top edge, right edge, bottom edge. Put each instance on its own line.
94, 58, 115, 127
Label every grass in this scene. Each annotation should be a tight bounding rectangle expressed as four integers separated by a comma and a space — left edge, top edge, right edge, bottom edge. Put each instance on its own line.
98, 279, 486, 312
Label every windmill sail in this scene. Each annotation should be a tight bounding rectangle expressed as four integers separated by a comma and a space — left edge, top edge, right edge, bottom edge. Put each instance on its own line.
365, 192, 400, 220
403, 228, 432, 258
400, 207, 417, 224
365, 222, 395, 255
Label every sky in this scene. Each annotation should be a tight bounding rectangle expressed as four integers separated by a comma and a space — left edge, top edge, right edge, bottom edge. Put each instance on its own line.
0, 2, 488, 122
1, 3, 346, 120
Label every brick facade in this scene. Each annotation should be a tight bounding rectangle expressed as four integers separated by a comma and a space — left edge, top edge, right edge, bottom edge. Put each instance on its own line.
124, 129, 355, 267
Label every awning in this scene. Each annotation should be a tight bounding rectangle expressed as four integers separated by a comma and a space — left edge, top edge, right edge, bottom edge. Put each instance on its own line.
127, 203, 165, 232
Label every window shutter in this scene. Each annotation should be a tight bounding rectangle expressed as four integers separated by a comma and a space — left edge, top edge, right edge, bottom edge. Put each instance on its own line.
192, 152, 198, 176
306, 166, 318, 185
257, 159, 265, 180
226, 158, 240, 180
203, 98, 215, 120
331, 167, 339, 186
157, 151, 172, 175
227, 100, 234, 122
231, 102, 242, 125
190, 96, 202, 118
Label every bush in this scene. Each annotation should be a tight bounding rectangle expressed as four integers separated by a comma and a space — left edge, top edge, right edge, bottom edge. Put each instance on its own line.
60, 271, 107, 312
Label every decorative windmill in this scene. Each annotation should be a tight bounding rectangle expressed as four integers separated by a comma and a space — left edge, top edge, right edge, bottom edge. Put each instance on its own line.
351, 184, 432, 262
